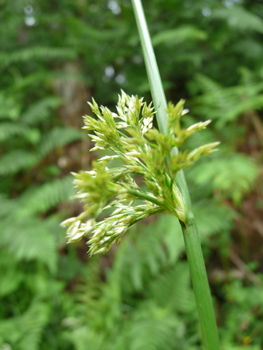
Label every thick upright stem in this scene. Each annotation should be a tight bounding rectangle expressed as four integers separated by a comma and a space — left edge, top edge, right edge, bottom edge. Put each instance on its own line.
131, 0, 220, 349
181, 220, 220, 349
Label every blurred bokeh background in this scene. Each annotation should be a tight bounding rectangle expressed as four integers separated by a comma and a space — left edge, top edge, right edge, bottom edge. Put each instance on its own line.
0, 0, 263, 349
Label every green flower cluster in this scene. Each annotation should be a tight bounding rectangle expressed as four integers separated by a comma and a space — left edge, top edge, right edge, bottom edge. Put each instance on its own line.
61, 91, 219, 255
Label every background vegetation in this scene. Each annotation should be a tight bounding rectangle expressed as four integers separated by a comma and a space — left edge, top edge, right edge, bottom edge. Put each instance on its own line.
0, 0, 263, 349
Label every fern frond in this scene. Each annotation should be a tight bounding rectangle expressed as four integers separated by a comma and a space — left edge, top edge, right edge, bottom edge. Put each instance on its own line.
0, 122, 32, 142
0, 217, 57, 273
0, 47, 77, 69
62, 17, 118, 42
152, 25, 207, 46
0, 93, 20, 121
66, 216, 200, 350
64, 326, 106, 350
233, 39, 263, 61
226, 95, 263, 122
0, 252, 23, 297
0, 127, 81, 176
0, 150, 38, 176
154, 214, 184, 265
212, 6, 263, 34
127, 302, 186, 350
239, 67, 263, 97
108, 215, 183, 292
194, 72, 263, 126
187, 154, 259, 205
150, 262, 195, 313
194, 74, 238, 122
17, 176, 75, 217
18, 302, 50, 350
39, 127, 82, 157
9, 71, 56, 92
0, 301, 49, 350
193, 200, 235, 238
221, 281, 263, 350
21, 97, 62, 126
0, 194, 20, 218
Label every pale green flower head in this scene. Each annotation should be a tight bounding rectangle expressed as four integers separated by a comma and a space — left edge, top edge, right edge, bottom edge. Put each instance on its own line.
61, 90, 219, 255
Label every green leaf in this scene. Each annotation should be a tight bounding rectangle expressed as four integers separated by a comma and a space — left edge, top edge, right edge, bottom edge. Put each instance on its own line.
0, 150, 39, 176
0, 218, 57, 273
0, 122, 36, 143
21, 97, 62, 126
0, 47, 77, 70
0, 300, 50, 350
212, 7, 263, 34
39, 127, 83, 157
152, 25, 207, 46
17, 176, 75, 217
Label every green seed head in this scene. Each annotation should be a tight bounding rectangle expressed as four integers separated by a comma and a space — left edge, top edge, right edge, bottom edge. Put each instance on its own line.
61, 91, 218, 255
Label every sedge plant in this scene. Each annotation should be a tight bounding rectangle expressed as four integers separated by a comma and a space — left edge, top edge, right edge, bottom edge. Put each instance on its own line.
62, 1, 220, 349
130, 1, 220, 349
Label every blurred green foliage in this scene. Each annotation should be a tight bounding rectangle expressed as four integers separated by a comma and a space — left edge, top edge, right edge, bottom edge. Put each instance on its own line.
0, 0, 262, 349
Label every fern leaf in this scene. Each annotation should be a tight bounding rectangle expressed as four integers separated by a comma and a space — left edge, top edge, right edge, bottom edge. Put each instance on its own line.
212, 7, 263, 34
9, 71, 55, 91
193, 200, 235, 238
155, 214, 184, 265
233, 39, 263, 60
194, 74, 238, 122
150, 262, 195, 313
128, 310, 182, 350
226, 95, 263, 122
17, 176, 75, 217
0, 93, 20, 121
21, 97, 62, 125
0, 301, 49, 350
188, 154, 259, 205
0, 194, 20, 218
64, 326, 106, 350
0, 252, 23, 297
0, 150, 39, 176
0, 122, 33, 142
239, 67, 263, 97
152, 25, 207, 46
114, 215, 181, 292
194, 71, 263, 126
18, 302, 50, 350
0, 47, 77, 69
0, 217, 57, 273
39, 127, 82, 157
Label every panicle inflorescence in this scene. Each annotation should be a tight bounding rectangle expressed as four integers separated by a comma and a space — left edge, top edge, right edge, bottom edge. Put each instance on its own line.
61, 90, 219, 255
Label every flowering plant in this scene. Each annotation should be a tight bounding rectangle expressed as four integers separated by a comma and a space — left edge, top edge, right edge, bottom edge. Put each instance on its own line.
61, 90, 218, 255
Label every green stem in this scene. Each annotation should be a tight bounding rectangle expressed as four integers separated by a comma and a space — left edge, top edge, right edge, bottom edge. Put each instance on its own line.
130, 0, 168, 136
131, 1, 220, 349
125, 187, 163, 207
182, 220, 220, 349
